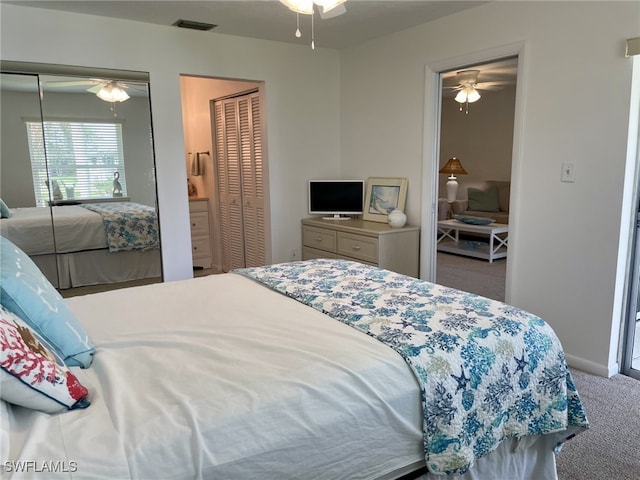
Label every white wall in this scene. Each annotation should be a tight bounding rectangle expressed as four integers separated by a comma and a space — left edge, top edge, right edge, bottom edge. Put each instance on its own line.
340, 1, 640, 376
1, 3, 341, 281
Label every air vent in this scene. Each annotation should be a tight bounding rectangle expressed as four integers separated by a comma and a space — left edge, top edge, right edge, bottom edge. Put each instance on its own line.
173, 19, 217, 31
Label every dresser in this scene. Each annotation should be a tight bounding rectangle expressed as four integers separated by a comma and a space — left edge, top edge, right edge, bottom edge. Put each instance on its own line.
302, 218, 420, 277
189, 198, 212, 269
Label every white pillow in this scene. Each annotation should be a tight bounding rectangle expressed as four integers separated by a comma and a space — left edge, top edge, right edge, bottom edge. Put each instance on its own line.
0, 306, 90, 413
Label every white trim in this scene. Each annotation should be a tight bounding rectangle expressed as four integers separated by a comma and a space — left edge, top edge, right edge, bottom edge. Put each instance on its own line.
565, 353, 619, 378
617, 55, 640, 375
419, 66, 441, 281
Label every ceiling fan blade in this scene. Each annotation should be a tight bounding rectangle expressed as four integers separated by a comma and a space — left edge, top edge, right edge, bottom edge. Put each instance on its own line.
45, 80, 96, 87
87, 84, 104, 94
319, 3, 346, 19
477, 80, 514, 87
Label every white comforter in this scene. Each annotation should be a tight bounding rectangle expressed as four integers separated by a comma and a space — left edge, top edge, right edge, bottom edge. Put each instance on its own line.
6, 274, 425, 479
0, 206, 107, 255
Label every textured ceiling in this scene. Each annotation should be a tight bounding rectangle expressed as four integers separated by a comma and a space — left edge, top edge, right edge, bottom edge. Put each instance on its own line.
3, 1, 488, 50
2, 1, 517, 87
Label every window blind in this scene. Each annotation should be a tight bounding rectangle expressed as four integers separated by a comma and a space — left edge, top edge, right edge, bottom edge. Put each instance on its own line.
25, 120, 126, 206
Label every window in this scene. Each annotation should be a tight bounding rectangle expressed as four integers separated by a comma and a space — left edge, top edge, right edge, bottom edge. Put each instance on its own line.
25, 119, 127, 206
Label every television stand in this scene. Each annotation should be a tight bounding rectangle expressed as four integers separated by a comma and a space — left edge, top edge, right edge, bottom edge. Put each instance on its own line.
322, 215, 351, 220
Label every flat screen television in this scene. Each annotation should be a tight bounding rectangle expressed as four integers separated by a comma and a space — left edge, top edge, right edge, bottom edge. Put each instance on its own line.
308, 180, 364, 220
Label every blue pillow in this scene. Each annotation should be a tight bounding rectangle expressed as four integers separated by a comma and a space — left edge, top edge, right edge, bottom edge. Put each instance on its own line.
0, 236, 95, 368
0, 199, 11, 219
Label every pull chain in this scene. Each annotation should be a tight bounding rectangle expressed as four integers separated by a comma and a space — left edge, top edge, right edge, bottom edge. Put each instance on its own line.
311, 10, 315, 49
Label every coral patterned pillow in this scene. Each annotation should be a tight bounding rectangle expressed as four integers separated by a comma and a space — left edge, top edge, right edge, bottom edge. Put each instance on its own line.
0, 306, 90, 413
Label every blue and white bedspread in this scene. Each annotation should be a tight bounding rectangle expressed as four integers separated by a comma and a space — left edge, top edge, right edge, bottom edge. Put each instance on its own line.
80, 202, 159, 252
234, 259, 589, 475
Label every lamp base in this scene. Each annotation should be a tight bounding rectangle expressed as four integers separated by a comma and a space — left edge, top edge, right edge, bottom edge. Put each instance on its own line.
445, 176, 458, 203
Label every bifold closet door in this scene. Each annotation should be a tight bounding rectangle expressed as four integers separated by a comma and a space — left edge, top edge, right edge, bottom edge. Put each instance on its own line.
214, 92, 265, 272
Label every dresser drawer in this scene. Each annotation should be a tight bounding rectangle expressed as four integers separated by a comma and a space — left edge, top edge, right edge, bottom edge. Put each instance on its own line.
189, 199, 209, 213
337, 232, 378, 263
302, 246, 338, 261
189, 212, 209, 237
302, 226, 337, 253
191, 235, 211, 259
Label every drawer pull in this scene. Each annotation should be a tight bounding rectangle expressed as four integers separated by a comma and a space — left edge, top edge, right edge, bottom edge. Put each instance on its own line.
314, 237, 323, 242
192, 223, 196, 227
194, 246, 198, 250
352, 245, 361, 251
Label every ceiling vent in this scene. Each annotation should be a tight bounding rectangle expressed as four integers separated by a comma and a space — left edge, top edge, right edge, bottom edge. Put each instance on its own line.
173, 19, 217, 31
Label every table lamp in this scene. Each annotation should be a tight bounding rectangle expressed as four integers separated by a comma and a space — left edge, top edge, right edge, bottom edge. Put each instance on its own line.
439, 157, 467, 203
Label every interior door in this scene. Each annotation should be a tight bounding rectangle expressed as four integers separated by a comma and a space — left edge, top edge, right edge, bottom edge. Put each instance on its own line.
1, 63, 161, 291
214, 97, 245, 271
0, 72, 58, 282
213, 91, 265, 272
238, 93, 265, 268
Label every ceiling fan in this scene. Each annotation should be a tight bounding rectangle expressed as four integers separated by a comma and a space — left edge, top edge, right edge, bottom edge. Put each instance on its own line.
280, 0, 347, 49
43, 78, 145, 103
445, 69, 513, 114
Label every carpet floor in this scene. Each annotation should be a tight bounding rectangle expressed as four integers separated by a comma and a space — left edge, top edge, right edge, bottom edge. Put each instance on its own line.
436, 251, 506, 302
557, 369, 640, 480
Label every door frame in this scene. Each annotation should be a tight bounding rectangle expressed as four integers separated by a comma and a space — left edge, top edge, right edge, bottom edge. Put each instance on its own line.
620, 53, 640, 379
420, 41, 527, 307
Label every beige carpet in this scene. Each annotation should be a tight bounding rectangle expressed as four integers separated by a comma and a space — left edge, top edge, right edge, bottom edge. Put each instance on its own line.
557, 369, 640, 480
436, 251, 506, 302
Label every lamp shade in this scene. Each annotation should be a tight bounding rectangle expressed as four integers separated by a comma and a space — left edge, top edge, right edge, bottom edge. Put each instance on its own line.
439, 157, 468, 176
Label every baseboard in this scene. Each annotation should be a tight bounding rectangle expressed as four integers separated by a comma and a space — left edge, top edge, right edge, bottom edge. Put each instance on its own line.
565, 353, 619, 378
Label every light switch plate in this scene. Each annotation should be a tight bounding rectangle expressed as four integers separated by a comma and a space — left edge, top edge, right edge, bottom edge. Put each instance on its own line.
561, 162, 575, 183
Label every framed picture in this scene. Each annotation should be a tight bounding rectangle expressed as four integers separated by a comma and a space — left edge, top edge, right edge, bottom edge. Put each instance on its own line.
363, 177, 408, 223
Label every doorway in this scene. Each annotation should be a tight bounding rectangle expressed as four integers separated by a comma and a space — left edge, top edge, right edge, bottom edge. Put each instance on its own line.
434, 56, 518, 302
179, 75, 271, 274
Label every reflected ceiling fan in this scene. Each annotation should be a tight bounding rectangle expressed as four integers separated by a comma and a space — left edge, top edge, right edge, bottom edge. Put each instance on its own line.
43, 78, 145, 103
280, 0, 347, 49
445, 69, 513, 114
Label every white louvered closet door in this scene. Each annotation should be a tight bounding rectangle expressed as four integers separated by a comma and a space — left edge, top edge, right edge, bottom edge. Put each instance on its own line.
214, 92, 265, 272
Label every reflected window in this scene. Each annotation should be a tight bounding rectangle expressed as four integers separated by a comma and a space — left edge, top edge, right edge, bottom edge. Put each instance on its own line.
25, 119, 127, 206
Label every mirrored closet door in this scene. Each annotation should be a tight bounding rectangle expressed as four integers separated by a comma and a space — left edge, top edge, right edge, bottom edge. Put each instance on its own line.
0, 62, 162, 292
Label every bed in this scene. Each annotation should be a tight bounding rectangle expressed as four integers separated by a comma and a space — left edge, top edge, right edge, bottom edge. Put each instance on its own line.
0, 238, 589, 480
0, 202, 161, 289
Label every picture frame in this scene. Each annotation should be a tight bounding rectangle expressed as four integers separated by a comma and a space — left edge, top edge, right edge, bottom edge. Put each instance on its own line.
363, 177, 408, 223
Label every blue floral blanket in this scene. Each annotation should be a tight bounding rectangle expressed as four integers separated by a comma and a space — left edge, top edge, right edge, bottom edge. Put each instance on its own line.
81, 202, 159, 252
234, 259, 589, 475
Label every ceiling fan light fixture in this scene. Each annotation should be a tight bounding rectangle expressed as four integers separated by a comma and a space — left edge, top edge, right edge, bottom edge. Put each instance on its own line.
281, 0, 314, 15
281, 0, 345, 14
454, 90, 467, 103
466, 87, 481, 103
96, 81, 130, 103
454, 86, 480, 104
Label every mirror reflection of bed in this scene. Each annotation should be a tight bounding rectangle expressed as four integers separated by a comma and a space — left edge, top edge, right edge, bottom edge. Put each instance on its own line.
0, 65, 162, 295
